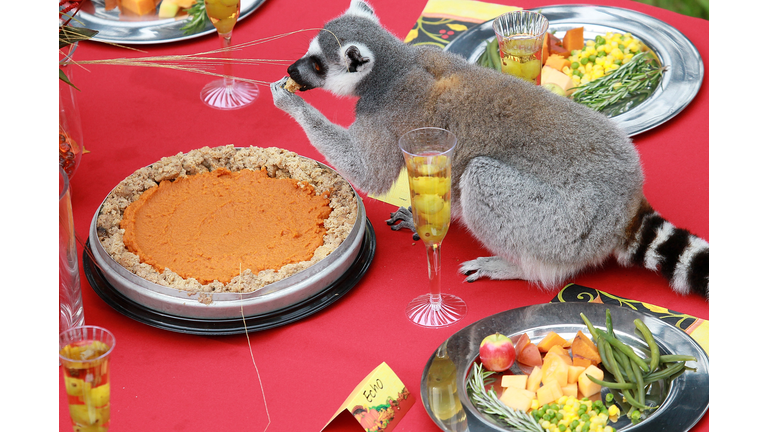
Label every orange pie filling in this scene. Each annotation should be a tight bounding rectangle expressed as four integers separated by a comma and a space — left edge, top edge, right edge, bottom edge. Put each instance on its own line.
120, 167, 332, 285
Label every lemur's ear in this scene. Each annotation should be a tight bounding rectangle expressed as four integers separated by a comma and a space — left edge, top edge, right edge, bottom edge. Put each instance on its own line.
345, 46, 371, 73
346, 0, 378, 22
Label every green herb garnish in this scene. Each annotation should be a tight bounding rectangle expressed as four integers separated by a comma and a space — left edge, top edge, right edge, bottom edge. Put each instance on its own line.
466, 362, 544, 431
570, 51, 666, 116
181, 0, 210, 36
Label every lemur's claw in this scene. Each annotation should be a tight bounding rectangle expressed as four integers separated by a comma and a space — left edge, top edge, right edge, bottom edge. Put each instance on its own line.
386, 206, 420, 241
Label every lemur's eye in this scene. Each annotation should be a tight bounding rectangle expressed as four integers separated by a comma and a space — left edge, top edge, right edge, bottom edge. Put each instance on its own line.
314, 62, 321, 72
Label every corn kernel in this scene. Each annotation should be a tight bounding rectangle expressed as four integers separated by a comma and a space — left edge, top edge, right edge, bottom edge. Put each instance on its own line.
586, 39, 595, 46
531, 399, 541, 410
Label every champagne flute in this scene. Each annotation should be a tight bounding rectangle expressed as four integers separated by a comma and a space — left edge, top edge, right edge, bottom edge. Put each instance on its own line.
200, 0, 259, 109
400, 127, 467, 327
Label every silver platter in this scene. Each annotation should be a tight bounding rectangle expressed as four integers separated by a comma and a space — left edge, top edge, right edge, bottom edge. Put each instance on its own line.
88, 158, 366, 320
444, 4, 705, 136
66, 0, 267, 44
421, 302, 709, 432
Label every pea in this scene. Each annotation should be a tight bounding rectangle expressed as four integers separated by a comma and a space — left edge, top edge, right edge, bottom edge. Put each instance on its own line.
618, 44, 625, 50
580, 57, 589, 65
588, 54, 596, 63
571, 62, 580, 70
595, 35, 605, 45
583, 421, 591, 430
559, 424, 567, 432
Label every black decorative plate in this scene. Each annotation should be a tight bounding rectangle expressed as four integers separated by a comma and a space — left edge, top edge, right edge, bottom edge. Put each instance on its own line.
84, 219, 376, 335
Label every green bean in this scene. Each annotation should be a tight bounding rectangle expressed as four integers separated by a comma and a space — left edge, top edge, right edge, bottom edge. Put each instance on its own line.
634, 319, 659, 371
630, 360, 645, 406
585, 374, 636, 390
606, 309, 615, 337
642, 361, 687, 382
597, 338, 623, 383
580, 313, 601, 341
489, 39, 501, 71
613, 349, 635, 383
622, 388, 655, 411
657, 354, 697, 364
596, 329, 650, 373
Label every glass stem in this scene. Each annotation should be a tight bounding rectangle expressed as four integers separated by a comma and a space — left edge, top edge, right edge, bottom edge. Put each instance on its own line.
426, 242, 442, 307
219, 32, 235, 87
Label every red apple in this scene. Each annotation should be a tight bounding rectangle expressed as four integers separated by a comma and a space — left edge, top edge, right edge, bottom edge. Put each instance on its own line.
479, 333, 516, 372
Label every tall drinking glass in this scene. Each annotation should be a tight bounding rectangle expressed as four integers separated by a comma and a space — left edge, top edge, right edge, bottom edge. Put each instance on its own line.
399, 128, 467, 327
200, 0, 259, 109
60, 326, 115, 431
60, 166, 84, 334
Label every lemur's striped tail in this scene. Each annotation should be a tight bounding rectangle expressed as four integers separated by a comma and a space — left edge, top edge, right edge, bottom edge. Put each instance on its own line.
616, 199, 709, 298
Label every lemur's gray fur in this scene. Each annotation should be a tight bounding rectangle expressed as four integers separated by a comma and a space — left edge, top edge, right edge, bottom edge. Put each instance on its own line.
270, 0, 709, 297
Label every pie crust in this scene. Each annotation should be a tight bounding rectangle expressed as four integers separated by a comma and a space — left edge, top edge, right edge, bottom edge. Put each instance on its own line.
96, 145, 358, 294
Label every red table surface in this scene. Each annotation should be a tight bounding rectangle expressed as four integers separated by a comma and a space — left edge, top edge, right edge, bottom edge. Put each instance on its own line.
59, 0, 709, 430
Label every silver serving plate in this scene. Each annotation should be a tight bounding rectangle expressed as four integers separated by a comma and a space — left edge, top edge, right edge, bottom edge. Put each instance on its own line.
88, 158, 366, 319
444, 5, 705, 136
67, 0, 267, 44
421, 302, 709, 432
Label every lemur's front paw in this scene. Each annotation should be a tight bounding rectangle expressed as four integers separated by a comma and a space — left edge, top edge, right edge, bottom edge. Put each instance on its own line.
386, 206, 420, 241
270, 78, 304, 112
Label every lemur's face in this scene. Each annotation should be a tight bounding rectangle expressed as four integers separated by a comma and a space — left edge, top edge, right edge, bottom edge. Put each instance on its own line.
286, 0, 377, 97
287, 39, 374, 97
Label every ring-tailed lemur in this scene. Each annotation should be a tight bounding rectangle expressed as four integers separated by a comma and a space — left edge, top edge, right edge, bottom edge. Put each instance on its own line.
270, 0, 709, 298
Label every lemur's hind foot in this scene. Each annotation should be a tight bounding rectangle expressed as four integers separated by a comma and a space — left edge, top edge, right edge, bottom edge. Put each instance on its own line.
386, 206, 420, 241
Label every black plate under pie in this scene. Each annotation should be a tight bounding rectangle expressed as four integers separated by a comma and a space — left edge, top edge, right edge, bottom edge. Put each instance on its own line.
84, 219, 376, 335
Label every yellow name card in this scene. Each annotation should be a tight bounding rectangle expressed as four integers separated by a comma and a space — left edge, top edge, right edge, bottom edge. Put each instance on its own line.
323, 362, 415, 432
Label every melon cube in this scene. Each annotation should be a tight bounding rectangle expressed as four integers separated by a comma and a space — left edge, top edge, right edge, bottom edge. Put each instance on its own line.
526, 366, 543, 392
536, 380, 563, 405
568, 365, 586, 384
499, 386, 536, 411
541, 352, 569, 387
577, 365, 604, 397
562, 382, 578, 398
501, 374, 528, 389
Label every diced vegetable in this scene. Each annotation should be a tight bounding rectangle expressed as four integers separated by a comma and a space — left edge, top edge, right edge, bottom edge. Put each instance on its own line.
501, 374, 528, 389
499, 386, 537, 411
562, 27, 584, 52
518, 342, 543, 367
578, 365, 604, 397
537, 331, 568, 352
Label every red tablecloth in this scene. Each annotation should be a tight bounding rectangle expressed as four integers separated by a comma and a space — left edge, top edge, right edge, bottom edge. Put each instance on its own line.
60, 0, 708, 430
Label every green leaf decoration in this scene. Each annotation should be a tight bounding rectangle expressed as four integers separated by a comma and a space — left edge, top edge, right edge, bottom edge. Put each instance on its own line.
59, 26, 99, 49
59, 68, 79, 91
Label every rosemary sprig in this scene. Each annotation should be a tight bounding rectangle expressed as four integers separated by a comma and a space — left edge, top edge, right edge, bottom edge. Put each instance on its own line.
181, 0, 210, 35
466, 362, 544, 432
571, 51, 666, 115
